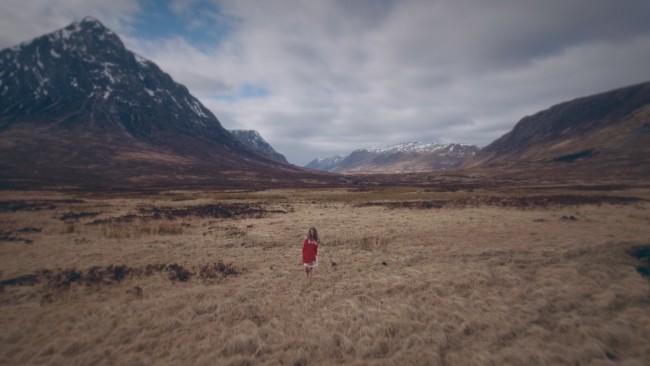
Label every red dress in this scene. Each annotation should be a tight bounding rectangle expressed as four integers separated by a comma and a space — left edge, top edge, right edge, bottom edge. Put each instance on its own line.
302, 239, 318, 264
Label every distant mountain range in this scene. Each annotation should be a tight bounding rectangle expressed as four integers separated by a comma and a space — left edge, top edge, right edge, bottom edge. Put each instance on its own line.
0, 17, 332, 188
306, 142, 479, 173
229, 130, 288, 164
305, 155, 346, 171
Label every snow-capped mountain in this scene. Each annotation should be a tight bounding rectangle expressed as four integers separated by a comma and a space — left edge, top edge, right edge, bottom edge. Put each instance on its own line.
305, 154, 347, 171
0, 17, 329, 188
360, 141, 474, 154
0, 17, 233, 144
229, 129, 288, 164
306, 142, 480, 173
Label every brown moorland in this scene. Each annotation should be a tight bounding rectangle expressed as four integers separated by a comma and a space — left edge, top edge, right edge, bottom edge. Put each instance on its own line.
1, 185, 649, 365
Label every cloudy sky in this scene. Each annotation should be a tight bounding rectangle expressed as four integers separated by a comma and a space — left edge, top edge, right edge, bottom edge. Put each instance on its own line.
1, 0, 650, 165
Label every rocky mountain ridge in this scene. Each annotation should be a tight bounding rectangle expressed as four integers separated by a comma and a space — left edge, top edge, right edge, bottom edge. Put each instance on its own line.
307, 141, 479, 173
305, 155, 346, 171
229, 129, 288, 164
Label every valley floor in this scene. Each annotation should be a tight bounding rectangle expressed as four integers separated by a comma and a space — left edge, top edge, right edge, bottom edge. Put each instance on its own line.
1, 187, 649, 365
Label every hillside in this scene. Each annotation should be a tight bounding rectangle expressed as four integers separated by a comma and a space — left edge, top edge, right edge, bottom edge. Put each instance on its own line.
467, 81, 650, 181
0, 17, 331, 189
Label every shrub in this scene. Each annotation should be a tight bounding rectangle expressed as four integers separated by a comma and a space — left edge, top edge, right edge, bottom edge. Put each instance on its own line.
168, 264, 192, 282
199, 261, 240, 279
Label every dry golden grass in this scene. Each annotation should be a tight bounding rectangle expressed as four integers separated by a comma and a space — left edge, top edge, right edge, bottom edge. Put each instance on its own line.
1, 188, 649, 365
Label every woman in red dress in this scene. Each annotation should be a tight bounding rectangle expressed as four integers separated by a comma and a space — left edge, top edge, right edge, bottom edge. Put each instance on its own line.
302, 227, 319, 282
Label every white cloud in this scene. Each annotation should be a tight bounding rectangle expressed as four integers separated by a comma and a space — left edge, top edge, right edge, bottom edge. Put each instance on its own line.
125, 36, 235, 94
0, 0, 139, 49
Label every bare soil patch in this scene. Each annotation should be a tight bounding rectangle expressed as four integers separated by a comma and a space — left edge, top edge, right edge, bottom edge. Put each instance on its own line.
0, 230, 33, 244
0, 261, 241, 293
0, 199, 84, 212
60, 211, 100, 221
138, 203, 287, 219
89, 203, 289, 224
357, 194, 645, 209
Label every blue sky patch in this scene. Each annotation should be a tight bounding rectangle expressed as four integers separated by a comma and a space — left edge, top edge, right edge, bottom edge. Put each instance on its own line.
213, 84, 270, 101
241, 84, 270, 98
134, 0, 235, 47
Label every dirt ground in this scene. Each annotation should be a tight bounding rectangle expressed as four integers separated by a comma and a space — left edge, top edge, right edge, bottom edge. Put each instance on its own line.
1, 187, 649, 365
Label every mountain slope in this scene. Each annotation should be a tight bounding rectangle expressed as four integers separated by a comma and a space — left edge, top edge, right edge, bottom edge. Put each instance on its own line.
0, 17, 331, 188
305, 155, 346, 171
229, 130, 288, 164
467, 81, 650, 180
306, 142, 479, 173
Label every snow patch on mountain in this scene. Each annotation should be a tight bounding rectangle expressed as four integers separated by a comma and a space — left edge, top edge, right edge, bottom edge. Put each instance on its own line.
305, 154, 347, 171
134, 53, 149, 68
317, 154, 345, 163
362, 141, 455, 154
306, 141, 480, 173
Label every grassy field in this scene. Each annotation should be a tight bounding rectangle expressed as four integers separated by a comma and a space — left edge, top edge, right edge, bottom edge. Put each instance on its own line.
1, 187, 649, 365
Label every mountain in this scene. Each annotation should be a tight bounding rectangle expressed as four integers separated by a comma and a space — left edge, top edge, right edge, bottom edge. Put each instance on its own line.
466, 81, 650, 180
0, 17, 332, 188
306, 142, 480, 173
305, 155, 346, 171
229, 130, 288, 164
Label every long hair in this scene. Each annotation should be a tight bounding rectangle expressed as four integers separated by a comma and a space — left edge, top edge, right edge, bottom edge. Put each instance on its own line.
307, 227, 319, 242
